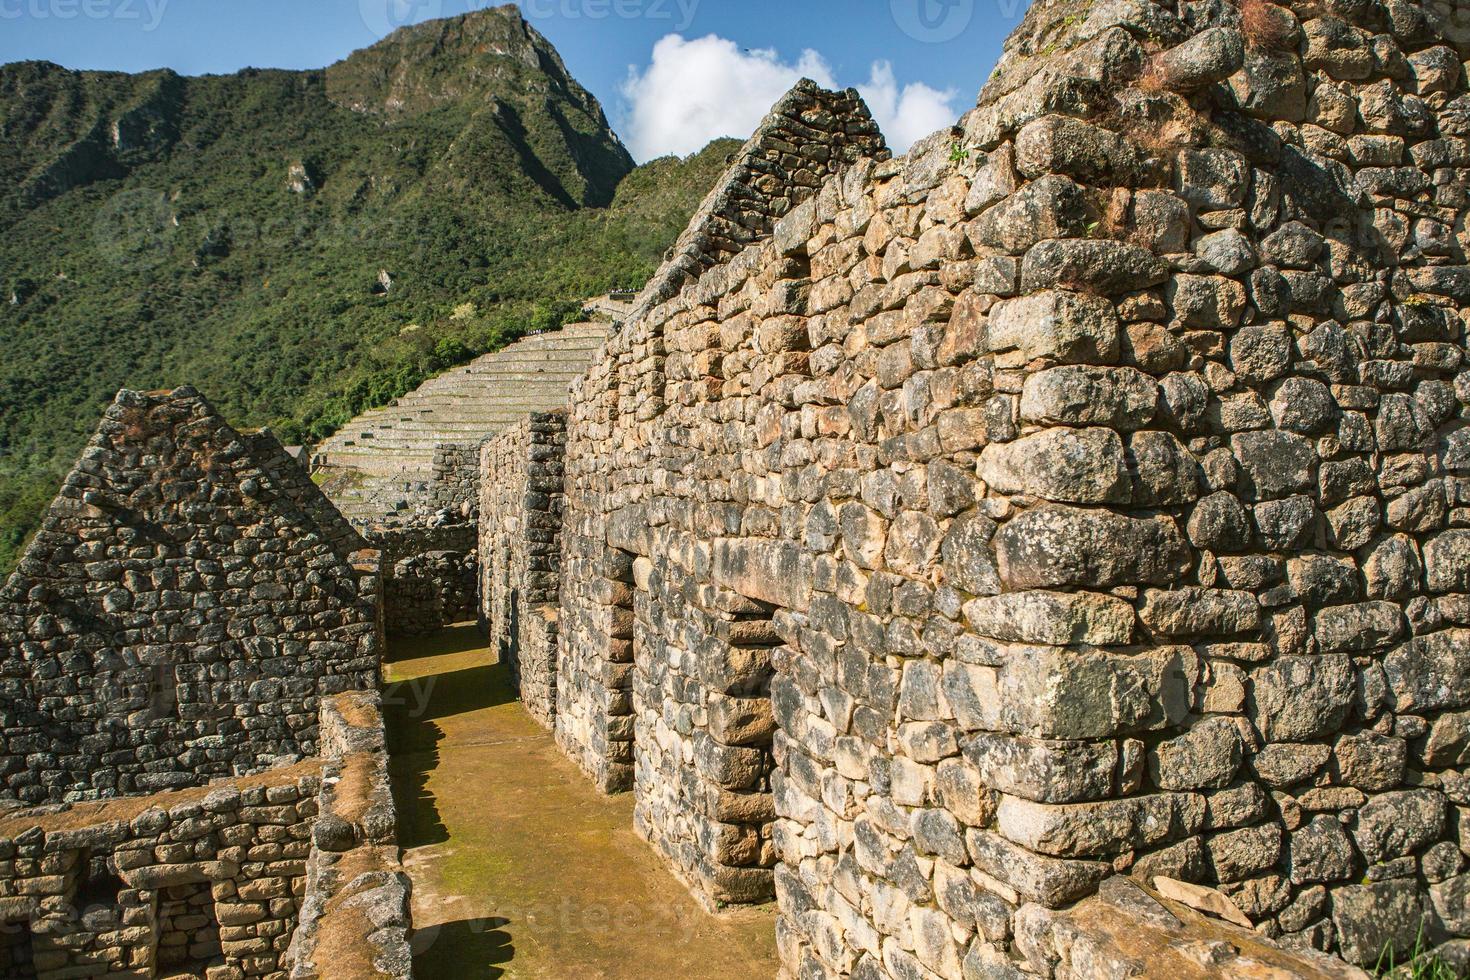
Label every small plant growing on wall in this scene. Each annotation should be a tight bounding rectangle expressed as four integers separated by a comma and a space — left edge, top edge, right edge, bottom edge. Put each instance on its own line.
1236, 0, 1299, 52
1375, 926, 1456, 980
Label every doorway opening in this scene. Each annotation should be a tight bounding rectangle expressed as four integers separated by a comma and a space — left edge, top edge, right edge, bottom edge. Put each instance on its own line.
0, 918, 36, 979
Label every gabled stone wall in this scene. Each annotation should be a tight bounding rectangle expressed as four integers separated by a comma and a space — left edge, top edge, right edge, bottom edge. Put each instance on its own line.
551, 2, 1470, 974
627, 79, 890, 323
557, 79, 889, 797
479, 412, 567, 727
0, 388, 382, 805
244, 431, 368, 561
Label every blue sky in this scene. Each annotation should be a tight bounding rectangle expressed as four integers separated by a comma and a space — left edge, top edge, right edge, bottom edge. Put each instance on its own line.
0, 0, 1033, 158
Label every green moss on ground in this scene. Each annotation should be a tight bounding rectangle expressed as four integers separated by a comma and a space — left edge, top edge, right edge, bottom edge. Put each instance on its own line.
383, 626, 778, 979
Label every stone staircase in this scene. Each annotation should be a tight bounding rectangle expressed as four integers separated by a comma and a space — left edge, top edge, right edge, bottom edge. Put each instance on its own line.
312, 322, 606, 523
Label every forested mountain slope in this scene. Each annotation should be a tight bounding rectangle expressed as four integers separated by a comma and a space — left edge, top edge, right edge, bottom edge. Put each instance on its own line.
0, 3, 739, 571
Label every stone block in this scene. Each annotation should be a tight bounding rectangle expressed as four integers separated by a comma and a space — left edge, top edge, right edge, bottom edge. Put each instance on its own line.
979, 428, 1131, 504
995, 792, 1204, 858
1332, 880, 1428, 967
996, 644, 1196, 739
1020, 238, 1171, 297
1018, 365, 1159, 430
710, 538, 814, 612
963, 733, 1116, 804
1148, 718, 1244, 791
1250, 655, 1355, 742
994, 505, 1191, 590
1138, 588, 1259, 637
984, 289, 1121, 365
966, 829, 1110, 908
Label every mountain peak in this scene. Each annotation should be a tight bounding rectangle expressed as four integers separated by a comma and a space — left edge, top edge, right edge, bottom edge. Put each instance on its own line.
325, 5, 630, 207
327, 5, 582, 117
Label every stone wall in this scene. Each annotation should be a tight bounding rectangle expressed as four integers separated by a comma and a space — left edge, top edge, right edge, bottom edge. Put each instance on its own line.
382, 551, 477, 636
629, 547, 783, 906
479, 412, 567, 726
627, 78, 890, 323
0, 690, 410, 980
245, 431, 368, 561
0, 759, 321, 978
425, 440, 482, 520
552, 3, 1470, 975
0, 388, 382, 805
558, 78, 889, 798
369, 522, 478, 635
285, 691, 411, 980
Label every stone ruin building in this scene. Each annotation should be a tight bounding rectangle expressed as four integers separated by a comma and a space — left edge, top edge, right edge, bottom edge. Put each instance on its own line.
2, 0, 1470, 976
0, 388, 409, 978
0, 388, 381, 803
475, 0, 1470, 975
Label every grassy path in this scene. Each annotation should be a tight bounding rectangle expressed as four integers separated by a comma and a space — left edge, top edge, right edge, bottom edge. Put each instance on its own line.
383, 624, 779, 979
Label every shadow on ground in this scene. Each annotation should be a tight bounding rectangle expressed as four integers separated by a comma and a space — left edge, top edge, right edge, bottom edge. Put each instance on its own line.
385, 624, 515, 849
385, 623, 779, 980
411, 917, 515, 979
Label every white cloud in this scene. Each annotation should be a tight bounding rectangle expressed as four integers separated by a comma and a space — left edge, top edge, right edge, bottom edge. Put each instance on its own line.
618, 35, 961, 163
857, 61, 961, 156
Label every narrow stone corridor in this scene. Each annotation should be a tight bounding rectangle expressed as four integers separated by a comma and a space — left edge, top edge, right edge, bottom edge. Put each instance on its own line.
384, 625, 779, 979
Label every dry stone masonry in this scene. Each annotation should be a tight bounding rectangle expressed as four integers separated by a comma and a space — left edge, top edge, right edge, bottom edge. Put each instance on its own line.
627, 80, 890, 324
494, 0, 1470, 974
425, 441, 483, 519
7, 0, 1470, 973
371, 523, 478, 637
0, 690, 408, 980
284, 691, 412, 980
0, 389, 381, 805
480, 412, 569, 727
554, 78, 889, 811
0, 390, 410, 978
0, 759, 322, 978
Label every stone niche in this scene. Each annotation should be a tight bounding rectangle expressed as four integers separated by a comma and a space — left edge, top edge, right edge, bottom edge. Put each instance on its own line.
538, 0, 1470, 975
0, 388, 382, 805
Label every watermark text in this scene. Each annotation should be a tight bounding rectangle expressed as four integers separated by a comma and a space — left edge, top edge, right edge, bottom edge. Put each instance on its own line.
0, 0, 169, 31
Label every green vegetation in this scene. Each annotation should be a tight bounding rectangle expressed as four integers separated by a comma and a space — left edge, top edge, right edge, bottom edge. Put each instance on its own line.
1376, 928, 1457, 980
0, 7, 739, 574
